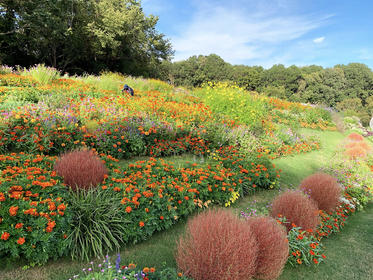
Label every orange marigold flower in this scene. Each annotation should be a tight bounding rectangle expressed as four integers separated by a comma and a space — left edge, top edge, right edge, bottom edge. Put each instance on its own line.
15, 223, 23, 229
9, 206, 19, 216
297, 259, 302, 264
150, 267, 155, 273
160, 216, 164, 220
143, 267, 150, 273
125, 206, 132, 213
139, 221, 145, 227
1, 232, 10, 241
57, 204, 66, 211
128, 263, 136, 269
17, 237, 25, 245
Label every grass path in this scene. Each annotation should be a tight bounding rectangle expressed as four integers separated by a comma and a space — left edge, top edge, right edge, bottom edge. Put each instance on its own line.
2, 129, 372, 280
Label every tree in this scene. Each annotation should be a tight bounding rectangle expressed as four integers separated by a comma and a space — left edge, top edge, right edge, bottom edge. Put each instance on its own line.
0, 0, 173, 76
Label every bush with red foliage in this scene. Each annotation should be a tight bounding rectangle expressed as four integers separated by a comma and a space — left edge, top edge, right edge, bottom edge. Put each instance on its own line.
176, 209, 258, 280
54, 150, 108, 191
345, 141, 372, 152
345, 146, 367, 159
270, 190, 319, 232
246, 216, 289, 280
299, 173, 341, 212
347, 132, 364, 142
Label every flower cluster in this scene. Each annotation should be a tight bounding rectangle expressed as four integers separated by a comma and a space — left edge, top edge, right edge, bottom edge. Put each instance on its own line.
0, 153, 71, 264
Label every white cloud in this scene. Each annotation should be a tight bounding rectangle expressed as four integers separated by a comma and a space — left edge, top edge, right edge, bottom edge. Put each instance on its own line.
313, 37, 325, 44
171, 1, 331, 64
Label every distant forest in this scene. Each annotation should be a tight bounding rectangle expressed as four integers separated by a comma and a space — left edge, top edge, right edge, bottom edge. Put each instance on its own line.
166, 54, 373, 125
1, 1, 372, 124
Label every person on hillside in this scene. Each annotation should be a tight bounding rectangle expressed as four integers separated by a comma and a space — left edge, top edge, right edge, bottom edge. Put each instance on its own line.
122, 84, 134, 96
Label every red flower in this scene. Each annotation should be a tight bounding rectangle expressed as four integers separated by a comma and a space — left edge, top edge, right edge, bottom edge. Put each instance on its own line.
17, 237, 25, 245
15, 223, 23, 229
1, 232, 10, 241
9, 206, 19, 216
126, 206, 132, 213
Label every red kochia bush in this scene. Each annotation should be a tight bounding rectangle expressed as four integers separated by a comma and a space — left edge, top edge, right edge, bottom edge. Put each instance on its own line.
271, 190, 319, 232
347, 132, 364, 141
176, 209, 258, 280
246, 216, 289, 280
54, 150, 108, 191
299, 173, 341, 212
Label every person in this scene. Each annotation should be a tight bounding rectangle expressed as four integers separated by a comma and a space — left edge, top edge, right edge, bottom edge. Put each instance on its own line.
122, 84, 134, 96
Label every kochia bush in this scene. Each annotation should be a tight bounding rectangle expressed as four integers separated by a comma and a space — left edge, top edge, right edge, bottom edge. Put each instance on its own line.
246, 216, 289, 280
271, 190, 320, 232
176, 209, 258, 280
54, 150, 108, 191
299, 173, 341, 212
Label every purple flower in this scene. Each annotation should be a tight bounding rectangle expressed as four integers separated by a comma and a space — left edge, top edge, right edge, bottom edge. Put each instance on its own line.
116, 253, 121, 270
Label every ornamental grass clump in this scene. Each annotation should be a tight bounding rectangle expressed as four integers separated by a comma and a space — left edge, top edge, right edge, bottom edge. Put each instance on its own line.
67, 188, 129, 261
54, 150, 108, 191
270, 190, 319, 232
299, 173, 341, 212
176, 209, 258, 280
246, 216, 289, 280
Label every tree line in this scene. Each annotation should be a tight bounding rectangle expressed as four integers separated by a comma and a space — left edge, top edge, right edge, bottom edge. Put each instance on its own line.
0, 0, 173, 77
165, 54, 373, 125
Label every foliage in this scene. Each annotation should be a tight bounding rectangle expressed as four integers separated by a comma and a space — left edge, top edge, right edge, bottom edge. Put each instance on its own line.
246, 216, 289, 280
298, 173, 342, 212
176, 209, 258, 280
54, 150, 108, 191
0, 1, 173, 77
270, 190, 320, 232
283, 220, 326, 266
0, 153, 72, 265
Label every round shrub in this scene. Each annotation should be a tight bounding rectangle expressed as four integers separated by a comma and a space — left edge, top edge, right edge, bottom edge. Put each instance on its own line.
246, 216, 289, 280
270, 190, 319, 232
345, 146, 367, 159
176, 209, 258, 280
345, 141, 372, 152
299, 173, 341, 212
54, 150, 108, 191
347, 132, 364, 141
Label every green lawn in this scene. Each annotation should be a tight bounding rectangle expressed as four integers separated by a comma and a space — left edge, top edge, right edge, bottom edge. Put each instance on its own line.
1, 129, 372, 280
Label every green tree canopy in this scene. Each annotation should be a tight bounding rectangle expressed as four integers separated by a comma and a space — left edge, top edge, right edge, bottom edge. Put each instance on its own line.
0, 0, 173, 76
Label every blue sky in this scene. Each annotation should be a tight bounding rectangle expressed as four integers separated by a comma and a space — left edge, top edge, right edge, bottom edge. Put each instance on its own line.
141, 0, 373, 69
